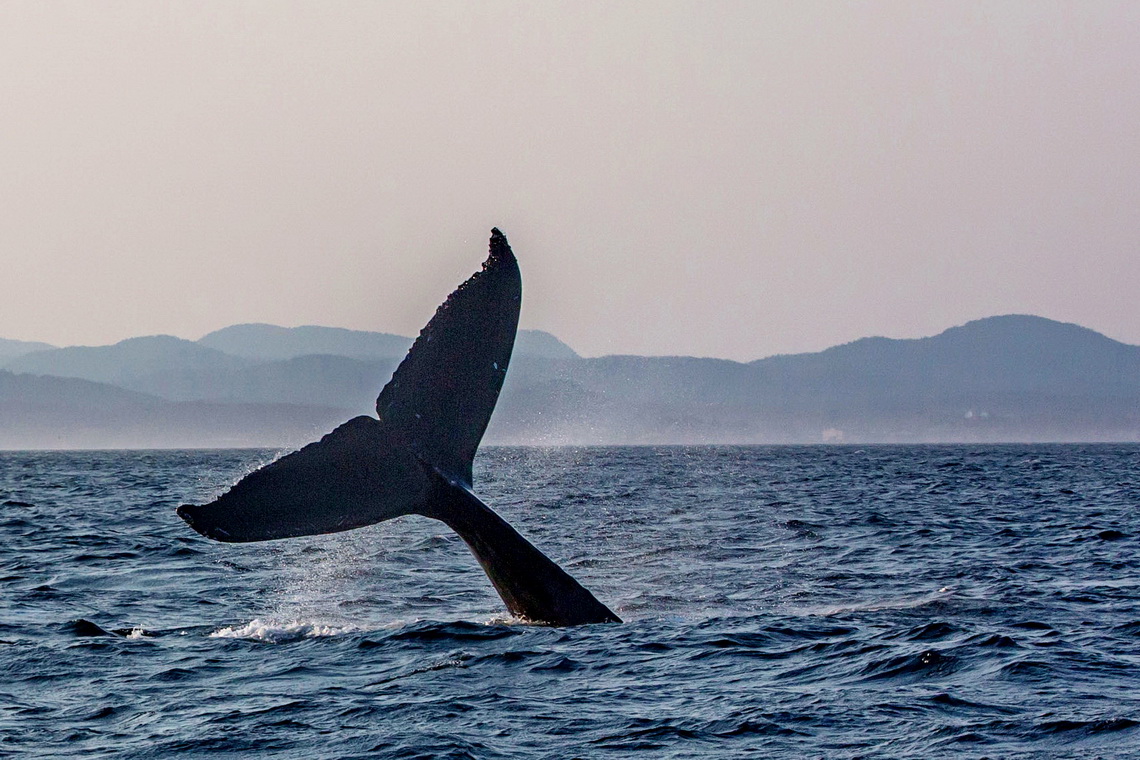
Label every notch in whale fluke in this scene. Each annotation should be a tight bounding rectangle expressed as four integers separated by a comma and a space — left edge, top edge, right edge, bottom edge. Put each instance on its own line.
177, 229, 620, 626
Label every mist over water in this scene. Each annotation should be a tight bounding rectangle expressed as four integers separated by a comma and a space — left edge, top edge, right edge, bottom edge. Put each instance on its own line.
1, 445, 1138, 757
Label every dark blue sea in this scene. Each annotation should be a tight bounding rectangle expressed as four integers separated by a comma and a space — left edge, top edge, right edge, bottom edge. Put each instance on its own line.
1, 445, 1138, 758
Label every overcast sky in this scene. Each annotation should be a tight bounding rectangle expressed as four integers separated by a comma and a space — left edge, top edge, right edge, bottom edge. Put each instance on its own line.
2, 1, 1136, 360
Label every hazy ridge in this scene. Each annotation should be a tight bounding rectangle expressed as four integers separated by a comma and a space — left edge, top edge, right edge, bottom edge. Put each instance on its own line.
0, 337, 56, 362
1, 315, 1137, 448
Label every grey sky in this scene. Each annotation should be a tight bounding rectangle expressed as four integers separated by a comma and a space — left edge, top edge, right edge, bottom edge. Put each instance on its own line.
2, 1, 1136, 360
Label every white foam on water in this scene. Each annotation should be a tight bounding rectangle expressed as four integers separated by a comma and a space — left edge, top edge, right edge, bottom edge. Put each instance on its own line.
209, 617, 366, 643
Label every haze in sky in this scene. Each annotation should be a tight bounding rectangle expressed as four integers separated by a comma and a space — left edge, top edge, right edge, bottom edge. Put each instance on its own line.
2, 1, 1136, 361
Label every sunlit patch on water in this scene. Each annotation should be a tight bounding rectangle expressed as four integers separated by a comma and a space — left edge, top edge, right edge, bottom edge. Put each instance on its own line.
800, 587, 958, 617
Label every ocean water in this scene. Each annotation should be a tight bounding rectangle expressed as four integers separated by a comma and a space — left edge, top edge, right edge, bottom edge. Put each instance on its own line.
1, 444, 1137, 759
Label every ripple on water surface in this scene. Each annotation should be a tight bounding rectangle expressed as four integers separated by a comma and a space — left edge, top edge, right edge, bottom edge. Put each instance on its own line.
0, 445, 1138, 758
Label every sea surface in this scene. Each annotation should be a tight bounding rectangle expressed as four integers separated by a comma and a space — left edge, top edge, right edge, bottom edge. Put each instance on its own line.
1, 445, 1138, 758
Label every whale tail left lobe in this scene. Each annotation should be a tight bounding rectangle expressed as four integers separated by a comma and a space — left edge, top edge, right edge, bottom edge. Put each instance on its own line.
176, 413, 421, 542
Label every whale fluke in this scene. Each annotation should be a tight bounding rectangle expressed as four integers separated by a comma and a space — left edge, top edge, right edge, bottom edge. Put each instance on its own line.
177, 229, 620, 626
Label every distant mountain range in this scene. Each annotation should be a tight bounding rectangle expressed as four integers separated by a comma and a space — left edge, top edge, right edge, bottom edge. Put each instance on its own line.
0, 337, 55, 362
1, 315, 1137, 448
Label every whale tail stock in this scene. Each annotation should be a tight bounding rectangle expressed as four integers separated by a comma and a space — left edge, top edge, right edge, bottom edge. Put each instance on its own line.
176, 229, 620, 626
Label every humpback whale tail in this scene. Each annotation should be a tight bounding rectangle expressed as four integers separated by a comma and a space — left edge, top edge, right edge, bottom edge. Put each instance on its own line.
177, 229, 620, 626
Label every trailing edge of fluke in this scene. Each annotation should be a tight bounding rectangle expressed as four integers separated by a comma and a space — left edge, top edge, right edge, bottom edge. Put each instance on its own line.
177, 229, 620, 626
